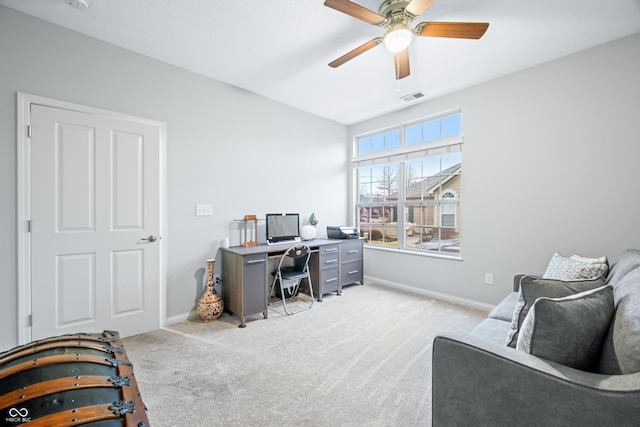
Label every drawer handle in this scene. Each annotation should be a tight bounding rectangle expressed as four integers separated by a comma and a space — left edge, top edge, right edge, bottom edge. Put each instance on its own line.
246, 259, 265, 264
348, 270, 359, 274
325, 260, 338, 265
326, 278, 338, 283
347, 250, 358, 254
324, 248, 338, 253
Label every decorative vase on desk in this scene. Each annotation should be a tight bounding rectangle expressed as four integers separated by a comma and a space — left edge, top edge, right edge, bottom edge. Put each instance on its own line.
197, 259, 224, 322
300, 224, 317, 240
301, 212, 318, 240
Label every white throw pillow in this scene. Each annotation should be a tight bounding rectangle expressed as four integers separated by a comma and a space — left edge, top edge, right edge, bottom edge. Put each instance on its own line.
570, 254, 607, 265
543, 252, 608, 281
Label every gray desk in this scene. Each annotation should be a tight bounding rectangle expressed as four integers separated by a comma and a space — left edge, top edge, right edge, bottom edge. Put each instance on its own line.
220, 239, 363, 327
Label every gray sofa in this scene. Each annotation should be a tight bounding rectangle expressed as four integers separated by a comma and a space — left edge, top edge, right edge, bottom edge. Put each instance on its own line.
432, 249, 640, 426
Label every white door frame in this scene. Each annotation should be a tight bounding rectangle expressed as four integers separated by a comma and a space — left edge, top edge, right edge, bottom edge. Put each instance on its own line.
16, 92, 168, 344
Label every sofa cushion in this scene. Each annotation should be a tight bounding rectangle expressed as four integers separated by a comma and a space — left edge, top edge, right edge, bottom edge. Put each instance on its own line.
598, 249, 640, 374
606, 249, 640, 306
605, 249, 640, 289
488, 292, 518, 322
506, 275, 605, 347
543, 252, 608, 281
599, 290, 640, 374
469, 318, 513, 347
516, 285, 614, 371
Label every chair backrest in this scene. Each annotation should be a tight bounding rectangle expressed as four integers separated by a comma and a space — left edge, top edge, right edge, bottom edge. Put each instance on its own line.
286, 245, 310, 261
278, 245, 311, 273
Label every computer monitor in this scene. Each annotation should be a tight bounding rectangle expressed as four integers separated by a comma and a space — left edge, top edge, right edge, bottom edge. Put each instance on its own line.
266, 213, 300, 244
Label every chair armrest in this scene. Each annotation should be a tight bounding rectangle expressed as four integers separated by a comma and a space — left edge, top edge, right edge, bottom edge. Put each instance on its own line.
432, 330, 640, 426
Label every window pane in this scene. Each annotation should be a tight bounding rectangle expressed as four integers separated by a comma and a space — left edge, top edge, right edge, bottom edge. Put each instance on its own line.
405, 159, 423, 186
359, 206, 399, 248
442, 113, 461, 138
358, 167, 372, 183
440, 153, 462, 198
442, 152, 462, 172
370, 164, 399, 202
358, 137, 372, 155
423, 119, 440, 142
359, 182, 371, 202
385, 130, 400, 149
406, 124, 422, 145
405, 179, 426, 201
421, 156, 441, 178
359, 206, 371, 223
413, 227, 460, 253
372, 134, 385, 152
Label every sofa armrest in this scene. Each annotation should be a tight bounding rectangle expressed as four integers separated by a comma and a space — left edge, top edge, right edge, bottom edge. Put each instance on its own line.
432, 330, 640, 426
513, 274, 526, 291
512, 273, 544, 291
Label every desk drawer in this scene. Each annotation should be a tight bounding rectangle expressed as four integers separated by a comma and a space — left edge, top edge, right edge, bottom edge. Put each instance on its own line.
320, 244, 340, 269
341, 260, 362, 285
341, 240, 363, 262
319, 267, 340, 293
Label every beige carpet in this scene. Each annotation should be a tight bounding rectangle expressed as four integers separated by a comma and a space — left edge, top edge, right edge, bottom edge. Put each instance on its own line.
123, 283, 487, 426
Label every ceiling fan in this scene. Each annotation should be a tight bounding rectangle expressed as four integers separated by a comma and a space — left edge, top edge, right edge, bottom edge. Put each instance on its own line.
324, 0, 489, 79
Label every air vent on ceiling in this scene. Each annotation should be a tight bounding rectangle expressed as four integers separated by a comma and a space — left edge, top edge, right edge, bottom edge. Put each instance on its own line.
401, 92, 425, 102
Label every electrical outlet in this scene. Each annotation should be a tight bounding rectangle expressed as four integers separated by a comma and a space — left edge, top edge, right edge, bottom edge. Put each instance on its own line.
485, 273, 494, 285
214, 274, 222, 285
195, 204, 213, 216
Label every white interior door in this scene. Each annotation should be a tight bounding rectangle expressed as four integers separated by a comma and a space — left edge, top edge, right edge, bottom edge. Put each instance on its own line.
29, 103, 163, 340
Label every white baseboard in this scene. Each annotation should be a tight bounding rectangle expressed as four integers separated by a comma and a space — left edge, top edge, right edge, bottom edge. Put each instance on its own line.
165, 280, 494, 326
363, 275, 495, 312
165, 311, 191, 325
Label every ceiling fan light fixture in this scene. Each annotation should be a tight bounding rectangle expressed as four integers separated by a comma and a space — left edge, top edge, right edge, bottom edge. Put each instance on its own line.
384, 25, 413, 53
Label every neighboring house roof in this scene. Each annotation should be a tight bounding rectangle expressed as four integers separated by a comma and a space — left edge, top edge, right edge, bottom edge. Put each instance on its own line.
390, 163, 461, 201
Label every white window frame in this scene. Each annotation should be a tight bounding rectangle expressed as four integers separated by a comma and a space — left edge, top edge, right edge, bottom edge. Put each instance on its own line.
352, 110, 463, 259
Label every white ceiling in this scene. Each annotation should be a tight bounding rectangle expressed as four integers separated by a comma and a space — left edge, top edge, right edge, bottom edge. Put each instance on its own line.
2, 0, 639, 125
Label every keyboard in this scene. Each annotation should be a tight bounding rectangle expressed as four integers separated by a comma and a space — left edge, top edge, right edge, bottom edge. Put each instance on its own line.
267, 237, 301, 246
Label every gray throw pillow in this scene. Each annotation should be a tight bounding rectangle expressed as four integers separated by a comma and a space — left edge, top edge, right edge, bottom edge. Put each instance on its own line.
505, 275, 605, 347
516, 285, 614, 371
543, 252, 608, 281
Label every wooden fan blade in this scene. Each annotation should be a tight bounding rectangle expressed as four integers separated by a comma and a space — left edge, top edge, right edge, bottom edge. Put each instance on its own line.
324, 0, 386, 25
405, 0, 434, 17
394, 48, 410, 80
417, 22, 489, 39
329, 38, 383, 68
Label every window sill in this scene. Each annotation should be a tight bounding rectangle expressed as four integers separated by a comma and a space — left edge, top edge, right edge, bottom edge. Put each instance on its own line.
363, 243, 463, 261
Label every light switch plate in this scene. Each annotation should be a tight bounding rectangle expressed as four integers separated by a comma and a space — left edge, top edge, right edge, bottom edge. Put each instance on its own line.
485, 273, 494, 285
195, 204, 213, 216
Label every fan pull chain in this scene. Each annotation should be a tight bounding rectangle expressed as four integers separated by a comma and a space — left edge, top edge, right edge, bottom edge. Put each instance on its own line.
395, 54, 401, 93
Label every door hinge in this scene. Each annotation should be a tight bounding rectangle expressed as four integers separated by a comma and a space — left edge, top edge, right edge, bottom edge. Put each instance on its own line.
27, 124, 32, 138
28, 314, 32, 327
27, 219, 32, 232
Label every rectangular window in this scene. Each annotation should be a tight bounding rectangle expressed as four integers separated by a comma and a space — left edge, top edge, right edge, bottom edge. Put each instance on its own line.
358, 129, 400, 155
354, 111, 462, 257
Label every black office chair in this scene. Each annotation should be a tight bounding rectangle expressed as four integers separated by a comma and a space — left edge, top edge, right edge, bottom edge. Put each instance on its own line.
268, 244, 314, 315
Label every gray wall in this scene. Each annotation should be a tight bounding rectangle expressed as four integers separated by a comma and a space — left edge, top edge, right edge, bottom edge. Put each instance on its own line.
351, 33, 640, 306
0, 7, 348, 350
2, 5, 639, 351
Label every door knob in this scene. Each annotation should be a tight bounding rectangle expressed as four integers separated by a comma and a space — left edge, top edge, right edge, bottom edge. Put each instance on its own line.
141, 235, 159, 242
